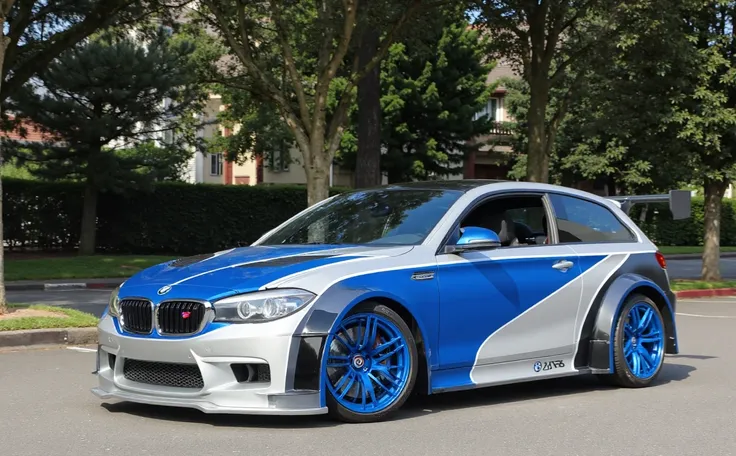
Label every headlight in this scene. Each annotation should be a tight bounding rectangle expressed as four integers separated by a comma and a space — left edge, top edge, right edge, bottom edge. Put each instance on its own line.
213, 289, 315, 323
107, 285, 122, 317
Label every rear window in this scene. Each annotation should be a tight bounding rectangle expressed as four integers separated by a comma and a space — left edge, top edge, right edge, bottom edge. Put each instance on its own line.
548, 193, 636, 243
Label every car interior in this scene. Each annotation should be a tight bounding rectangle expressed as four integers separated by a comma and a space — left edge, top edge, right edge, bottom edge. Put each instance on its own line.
460, 195, 551, 247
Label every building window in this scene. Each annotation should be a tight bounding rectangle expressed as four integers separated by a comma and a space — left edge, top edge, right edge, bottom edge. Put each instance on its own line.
210, 153, 223, 176
474, 98, 499, 121
268, 143, 290, 172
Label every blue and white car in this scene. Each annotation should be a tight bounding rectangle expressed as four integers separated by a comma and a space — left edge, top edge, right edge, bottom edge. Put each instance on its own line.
92, 180, 688, 423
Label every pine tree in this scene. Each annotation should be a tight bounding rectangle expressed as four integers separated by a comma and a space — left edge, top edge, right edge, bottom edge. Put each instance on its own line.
5, 27, 204, 255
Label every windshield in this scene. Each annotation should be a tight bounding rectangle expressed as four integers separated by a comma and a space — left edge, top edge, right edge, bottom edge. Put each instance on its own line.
258, 188, 463, 246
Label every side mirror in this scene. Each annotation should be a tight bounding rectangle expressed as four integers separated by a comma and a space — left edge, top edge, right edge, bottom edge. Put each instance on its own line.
444, 226, 502, 254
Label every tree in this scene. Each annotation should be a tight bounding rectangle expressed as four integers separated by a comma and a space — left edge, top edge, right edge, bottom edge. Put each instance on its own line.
0, 0, 188, 315
672, 0, 736, 280
192, 0, 449, 206
338, 17, 494, 182
474, 0, 618, 183
4, 28, 204, 255
501, 0, 697, 194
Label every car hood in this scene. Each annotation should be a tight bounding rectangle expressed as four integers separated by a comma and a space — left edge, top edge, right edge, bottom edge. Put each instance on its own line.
119, 244, 413, 300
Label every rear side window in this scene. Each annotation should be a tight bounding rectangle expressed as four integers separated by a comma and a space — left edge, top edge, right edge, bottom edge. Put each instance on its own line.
548, 193, 636, 243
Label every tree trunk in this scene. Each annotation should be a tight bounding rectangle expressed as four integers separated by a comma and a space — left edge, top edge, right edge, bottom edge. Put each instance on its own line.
79, 181, 99, 256
355, 29, 382, 189
526, 78, 550, 183
702, 178, 727, 281
0, 19, 10, 315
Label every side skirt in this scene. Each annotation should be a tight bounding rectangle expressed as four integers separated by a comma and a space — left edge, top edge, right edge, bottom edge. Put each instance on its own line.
430, 352, 588, 394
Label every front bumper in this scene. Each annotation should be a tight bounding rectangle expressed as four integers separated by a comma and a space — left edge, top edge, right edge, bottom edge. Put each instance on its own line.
92, 314, 327, 415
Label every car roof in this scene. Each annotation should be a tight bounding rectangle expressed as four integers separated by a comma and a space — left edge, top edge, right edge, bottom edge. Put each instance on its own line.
362, 179, 508, 193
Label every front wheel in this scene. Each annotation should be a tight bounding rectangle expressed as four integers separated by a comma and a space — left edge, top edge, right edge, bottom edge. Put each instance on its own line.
608, 294, 666, 387
323, 302, 418, 423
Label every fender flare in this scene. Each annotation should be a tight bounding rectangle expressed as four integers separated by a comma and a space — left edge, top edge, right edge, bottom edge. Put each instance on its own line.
587, 273, 679, 372
288, 284, 434, 407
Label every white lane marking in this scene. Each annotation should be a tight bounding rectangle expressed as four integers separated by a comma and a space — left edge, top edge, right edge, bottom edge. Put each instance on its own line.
679, 299, 736, 304
67, 347, 97, 353
676, 312, 736, 319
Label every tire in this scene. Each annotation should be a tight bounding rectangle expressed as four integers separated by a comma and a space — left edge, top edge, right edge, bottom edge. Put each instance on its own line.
323, 302, 418, 423
607, 294, 666, 387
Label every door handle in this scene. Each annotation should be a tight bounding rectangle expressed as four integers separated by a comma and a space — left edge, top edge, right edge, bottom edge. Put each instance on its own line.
552, 260, 574, 272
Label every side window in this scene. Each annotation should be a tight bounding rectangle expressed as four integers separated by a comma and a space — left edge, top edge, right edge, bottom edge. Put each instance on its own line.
548, 193, 636, 243
460, 195, 550, 247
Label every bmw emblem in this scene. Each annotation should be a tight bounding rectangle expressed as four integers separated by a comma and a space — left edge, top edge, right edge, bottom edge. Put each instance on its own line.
533, 361, 542, 373
157, 285, 172, 295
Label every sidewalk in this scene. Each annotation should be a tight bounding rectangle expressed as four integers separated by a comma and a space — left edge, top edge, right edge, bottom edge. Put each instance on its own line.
4, 278, 125, 291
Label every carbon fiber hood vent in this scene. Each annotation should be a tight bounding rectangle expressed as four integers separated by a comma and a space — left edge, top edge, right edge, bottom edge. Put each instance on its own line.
237, 254, 335, 268
169, 253, 215, 268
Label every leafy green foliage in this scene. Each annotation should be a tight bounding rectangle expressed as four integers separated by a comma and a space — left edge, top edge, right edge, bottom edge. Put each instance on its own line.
5, 178, 735, 255
4, 28, 204, 192
1, 0, 184, 104
337, 17, 494, 182
2, 178, 348, 254
473, 0, 621, 182
189, 0, 451, 204
501, 0, 700, 194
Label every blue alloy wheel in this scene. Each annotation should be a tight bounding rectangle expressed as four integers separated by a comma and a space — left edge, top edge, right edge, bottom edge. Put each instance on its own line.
324, 303, 418, 422
623, 302, 665, 379
608, 294, 666, 387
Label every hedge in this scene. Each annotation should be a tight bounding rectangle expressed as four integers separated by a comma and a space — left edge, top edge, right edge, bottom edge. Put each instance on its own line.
2, 178, 348, 255
2, 179, 732, 254
628, 197, 736, 247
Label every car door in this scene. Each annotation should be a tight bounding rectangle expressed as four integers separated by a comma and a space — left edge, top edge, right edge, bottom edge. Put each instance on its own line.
434, 192, 584, 388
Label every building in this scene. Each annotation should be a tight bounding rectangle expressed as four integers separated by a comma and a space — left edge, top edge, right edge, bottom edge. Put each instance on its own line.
188, 57, 519, 187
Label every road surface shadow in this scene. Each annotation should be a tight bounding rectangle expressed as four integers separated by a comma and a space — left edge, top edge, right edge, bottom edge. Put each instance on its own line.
394, 361, 696, 421
100, 361, 696, 428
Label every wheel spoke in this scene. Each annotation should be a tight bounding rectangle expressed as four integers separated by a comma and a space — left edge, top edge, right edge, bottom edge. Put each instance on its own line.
636, 345, 653, 370
371, 336, 403, 356
335, 333, 356, 352
360, 373, 377, 405
624, 339, 633, 357
629, 308, 641, 331
336, 371, 356, 400
375, 342, 406, 363
360, 315, 378, 349
638, 307, 653, 332
327, 355, 351, 368
632, 352, 641, 376
340, 325, 358, 347
624, 324, 635, 338
639, 336, 660, 344
372, 364, 401, 390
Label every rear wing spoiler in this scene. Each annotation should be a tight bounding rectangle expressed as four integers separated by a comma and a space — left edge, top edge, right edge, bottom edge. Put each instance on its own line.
607, 190, 692, 220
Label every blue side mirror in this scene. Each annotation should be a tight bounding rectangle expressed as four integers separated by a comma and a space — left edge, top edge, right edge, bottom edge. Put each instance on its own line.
445, 226, 502, 253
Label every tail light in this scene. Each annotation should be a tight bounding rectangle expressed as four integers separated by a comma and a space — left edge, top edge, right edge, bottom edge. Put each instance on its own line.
655, 251, 667, 269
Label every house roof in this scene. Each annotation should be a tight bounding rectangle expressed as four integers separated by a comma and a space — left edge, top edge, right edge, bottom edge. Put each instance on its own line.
0, 116, 55, 142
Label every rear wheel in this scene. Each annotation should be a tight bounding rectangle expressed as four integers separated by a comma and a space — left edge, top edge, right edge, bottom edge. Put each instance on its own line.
323, 302, 418, 423
608, 294, 666, 387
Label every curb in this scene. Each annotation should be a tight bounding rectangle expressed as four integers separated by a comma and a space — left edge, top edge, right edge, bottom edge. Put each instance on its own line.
0, 327, 97, 349
5, 280, 124, 292
675, 288, 736, 299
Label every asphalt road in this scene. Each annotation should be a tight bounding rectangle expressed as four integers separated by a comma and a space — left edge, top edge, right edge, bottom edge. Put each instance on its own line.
1, 297, 735, 456
666, 257, 736, 279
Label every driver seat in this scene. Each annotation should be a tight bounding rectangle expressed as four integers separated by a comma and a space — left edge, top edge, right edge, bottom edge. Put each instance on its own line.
478, 211, 519, 246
